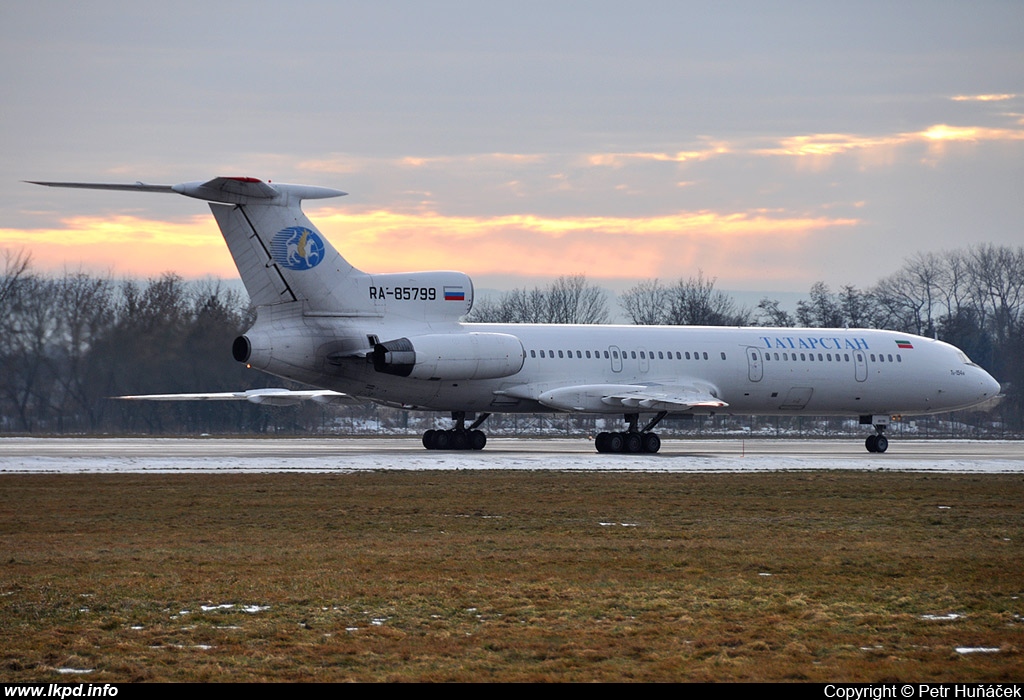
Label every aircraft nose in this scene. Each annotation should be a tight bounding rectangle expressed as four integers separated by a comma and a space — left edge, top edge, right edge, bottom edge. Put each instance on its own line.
983, 371, 1001, 398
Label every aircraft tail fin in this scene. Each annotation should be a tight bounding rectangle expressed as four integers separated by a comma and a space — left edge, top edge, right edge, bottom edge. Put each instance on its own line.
30, 177, 366, 312
30, 177, 475, 320
176, 178, 359, 310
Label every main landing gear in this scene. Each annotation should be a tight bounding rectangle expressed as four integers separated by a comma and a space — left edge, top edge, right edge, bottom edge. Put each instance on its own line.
862, 415, 890, 453
422, 411, 490, 450
595, 412, 666, 454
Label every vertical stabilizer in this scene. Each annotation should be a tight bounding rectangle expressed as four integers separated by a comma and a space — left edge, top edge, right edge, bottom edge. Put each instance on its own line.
184, 178, 364, 312
209, 199, 359, 310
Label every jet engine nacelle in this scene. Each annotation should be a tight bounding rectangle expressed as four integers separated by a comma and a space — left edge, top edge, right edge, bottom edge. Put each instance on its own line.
231, 303, 322, 375
373, 332, 525, 380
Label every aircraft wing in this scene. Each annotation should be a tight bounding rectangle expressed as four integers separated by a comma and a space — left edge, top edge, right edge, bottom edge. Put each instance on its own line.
503, 383, 728, 413
597, 384, 728, 412
113, 388, 360, 407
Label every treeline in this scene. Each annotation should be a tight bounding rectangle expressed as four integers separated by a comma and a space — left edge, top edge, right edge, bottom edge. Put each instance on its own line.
2, 245, 1021, 434
0, 250, 282, 434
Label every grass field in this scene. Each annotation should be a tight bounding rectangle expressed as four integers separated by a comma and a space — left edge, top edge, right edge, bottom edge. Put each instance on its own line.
1, 471, 1022, 682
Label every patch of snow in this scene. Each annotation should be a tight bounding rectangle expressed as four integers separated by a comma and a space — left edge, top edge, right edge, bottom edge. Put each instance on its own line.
955, 647, 1000, 654
921, 613, 963, 621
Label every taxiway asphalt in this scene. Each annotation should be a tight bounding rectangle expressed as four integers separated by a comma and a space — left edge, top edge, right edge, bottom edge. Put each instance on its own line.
0, 436, 1020, 473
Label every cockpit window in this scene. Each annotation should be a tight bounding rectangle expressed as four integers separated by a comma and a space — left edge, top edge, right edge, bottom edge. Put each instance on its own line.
958, 351, 980, 367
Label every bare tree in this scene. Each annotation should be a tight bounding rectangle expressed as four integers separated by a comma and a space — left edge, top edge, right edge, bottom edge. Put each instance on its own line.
796, 282, 846, 328
620, 278, 669, 325
467, 275, 608, 324
664, 271, 750, 326
547, 274, 609, 324
755, 297, 794, 326
0, 249, 31, 315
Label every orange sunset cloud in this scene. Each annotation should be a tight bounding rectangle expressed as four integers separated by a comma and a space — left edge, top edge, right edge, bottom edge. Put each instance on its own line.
2, 208, 858, 284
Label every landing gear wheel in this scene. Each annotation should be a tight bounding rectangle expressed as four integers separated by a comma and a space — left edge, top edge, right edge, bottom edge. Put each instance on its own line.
624, 432, 643, 453
606, 432, 625, 453
865, 434, 889, 453
470, 429, 487, 451
423, 430, 437, 450
642, 432, 661, 454
874, 435, 888, 453
451, 429, 469, 450
433, 430, 451, 450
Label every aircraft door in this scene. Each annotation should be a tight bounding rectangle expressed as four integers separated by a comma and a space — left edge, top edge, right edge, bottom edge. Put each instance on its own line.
854, 351, 867, 382
746, 347, 763, 382
609, 345, 623, 373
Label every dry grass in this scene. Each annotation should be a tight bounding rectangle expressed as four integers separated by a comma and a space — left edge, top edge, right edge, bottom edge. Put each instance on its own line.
1, 470, 1022, 682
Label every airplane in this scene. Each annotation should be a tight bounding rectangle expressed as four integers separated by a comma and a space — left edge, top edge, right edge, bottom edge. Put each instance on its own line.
29, 176, 1001, 454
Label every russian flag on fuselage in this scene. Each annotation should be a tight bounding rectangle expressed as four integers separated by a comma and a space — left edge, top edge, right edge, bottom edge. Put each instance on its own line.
444, 285, 465, 301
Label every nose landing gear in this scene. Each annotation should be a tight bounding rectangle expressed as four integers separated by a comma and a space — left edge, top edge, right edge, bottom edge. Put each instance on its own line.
862, 415, 890, 453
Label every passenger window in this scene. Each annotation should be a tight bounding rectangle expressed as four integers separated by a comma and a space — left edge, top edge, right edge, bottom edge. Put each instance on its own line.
530, 350, 536, 358
721, 352, 727, 360
631, 351, 637, 359
585, 350, 591, 359
897, 354, 902, 362
558, 350, 564, 358
703, 352, 709, 360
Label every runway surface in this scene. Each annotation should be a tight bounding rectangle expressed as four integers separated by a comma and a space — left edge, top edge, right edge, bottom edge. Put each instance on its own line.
0, 436, 1021, 473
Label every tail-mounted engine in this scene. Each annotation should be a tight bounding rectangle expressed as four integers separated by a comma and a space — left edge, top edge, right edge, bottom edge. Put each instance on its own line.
373, 332, 525, 380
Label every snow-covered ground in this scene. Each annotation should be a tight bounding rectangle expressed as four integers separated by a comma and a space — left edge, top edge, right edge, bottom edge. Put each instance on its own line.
0, 437, 1021, 473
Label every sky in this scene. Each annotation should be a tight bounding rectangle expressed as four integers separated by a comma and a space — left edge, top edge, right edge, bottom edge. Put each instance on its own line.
2, 1, 1022, 297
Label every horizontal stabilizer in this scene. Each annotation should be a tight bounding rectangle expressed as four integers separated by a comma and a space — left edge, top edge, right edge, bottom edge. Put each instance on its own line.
28, 177, 346, 204
26, 180, 174, 193
112, 388, 359, 406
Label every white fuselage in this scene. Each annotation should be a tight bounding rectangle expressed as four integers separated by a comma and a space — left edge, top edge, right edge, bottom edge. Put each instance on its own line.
256, 318, 1000, 418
